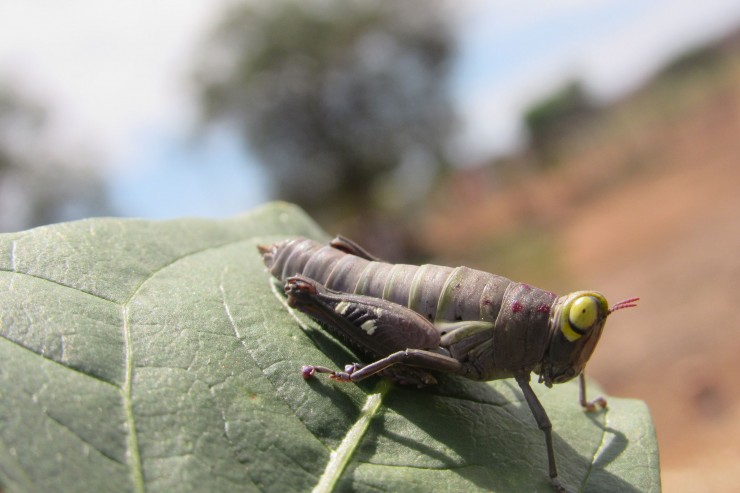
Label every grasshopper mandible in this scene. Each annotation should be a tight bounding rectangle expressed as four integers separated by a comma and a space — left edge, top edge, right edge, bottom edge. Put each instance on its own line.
258, 236, 638, 492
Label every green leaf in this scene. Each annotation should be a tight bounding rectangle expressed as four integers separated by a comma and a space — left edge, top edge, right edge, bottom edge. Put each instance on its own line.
0, 202, 660, 493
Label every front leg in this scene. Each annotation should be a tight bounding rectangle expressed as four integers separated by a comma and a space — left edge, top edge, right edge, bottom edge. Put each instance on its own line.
516, 372, 569, 493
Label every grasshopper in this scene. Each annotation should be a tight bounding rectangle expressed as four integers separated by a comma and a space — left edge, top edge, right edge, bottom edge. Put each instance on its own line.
259, 236, 638, 492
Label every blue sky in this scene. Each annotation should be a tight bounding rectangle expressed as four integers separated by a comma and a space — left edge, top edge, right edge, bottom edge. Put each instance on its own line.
1, 0, 740, 220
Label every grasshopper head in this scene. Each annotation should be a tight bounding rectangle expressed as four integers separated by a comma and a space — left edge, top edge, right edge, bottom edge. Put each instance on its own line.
539, 292, 638, 387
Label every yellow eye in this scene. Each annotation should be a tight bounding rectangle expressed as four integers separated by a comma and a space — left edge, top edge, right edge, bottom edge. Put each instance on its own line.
569, 296, 598, 331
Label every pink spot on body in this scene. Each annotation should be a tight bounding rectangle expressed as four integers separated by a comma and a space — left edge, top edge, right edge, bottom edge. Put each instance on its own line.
536, 304, 550, 314
512, 300, 524, 313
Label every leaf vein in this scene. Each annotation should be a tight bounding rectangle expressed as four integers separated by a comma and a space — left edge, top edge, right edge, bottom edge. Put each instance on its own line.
0, 336, 119, 388
43, 411, 126, 466
115, 237, 261, 492
10, 239, 17, 271
219, 268, 331, 443
121, 304, 145, 493
220, 268, 341, 490
312, 379, 391, 493
0, 269, 118, 304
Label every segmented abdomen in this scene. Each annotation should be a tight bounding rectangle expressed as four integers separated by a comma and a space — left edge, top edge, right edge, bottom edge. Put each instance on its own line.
264, 237, 516, 324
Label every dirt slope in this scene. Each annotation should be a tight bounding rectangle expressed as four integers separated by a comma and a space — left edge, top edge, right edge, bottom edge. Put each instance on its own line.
422, 36, 740, 491
562, 80, 740, 492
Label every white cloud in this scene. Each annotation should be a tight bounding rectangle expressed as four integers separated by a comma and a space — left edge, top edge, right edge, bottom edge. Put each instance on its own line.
582, 0, 740, 100
0, 0, 227, 167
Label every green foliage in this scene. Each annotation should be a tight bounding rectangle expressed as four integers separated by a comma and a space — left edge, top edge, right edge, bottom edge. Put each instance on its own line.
0, 203, 660, 492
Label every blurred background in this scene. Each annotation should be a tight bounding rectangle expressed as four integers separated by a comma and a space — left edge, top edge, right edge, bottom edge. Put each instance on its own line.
2, 0, 739, 490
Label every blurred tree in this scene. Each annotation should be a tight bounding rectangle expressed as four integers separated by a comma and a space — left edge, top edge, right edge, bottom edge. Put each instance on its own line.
0, 83, 110, 233
524, 81, 595, 166
194, 0, 455, 252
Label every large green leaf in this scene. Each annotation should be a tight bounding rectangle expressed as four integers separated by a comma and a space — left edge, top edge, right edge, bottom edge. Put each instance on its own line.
0, 202, 660, 493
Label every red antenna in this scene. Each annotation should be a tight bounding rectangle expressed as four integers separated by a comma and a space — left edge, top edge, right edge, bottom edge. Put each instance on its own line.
609, 297, 639, 314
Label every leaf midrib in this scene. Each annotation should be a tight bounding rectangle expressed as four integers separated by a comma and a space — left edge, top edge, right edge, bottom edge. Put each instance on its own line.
312, 380, 390, 493
121, 303, 144, 493
267, 280, 392, 493
116, 237, 268, 493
